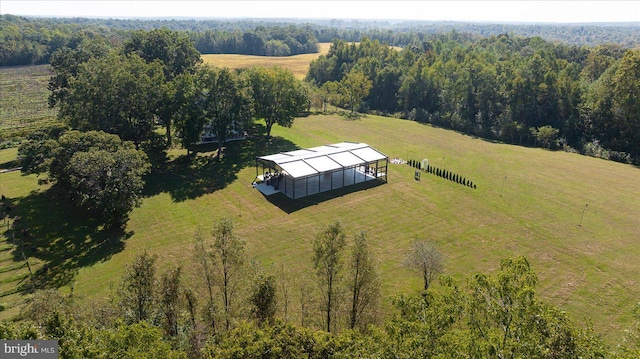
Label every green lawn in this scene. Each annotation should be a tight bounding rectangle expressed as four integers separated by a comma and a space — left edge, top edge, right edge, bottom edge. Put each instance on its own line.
1, 113, 639, 342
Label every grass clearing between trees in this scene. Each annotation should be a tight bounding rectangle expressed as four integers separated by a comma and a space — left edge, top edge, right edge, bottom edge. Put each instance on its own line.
1, 113, 639, 343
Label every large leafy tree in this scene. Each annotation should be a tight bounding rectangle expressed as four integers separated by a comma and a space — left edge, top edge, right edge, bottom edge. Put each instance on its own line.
123, 28, 202, 146
48, 39, 110, 109
19, 130, 150, 227
66, 147, 150, 226
59, 51, 164, 149
123, 28, 202, 80
172, 72, 206, 153
464, 256, 609, 358
215, 218, 246, 331
198, 66, 253, 156
247, 66, 308, 138
158, 266, 183, 338
202, 217, 246, 331
340, 70, 372, 114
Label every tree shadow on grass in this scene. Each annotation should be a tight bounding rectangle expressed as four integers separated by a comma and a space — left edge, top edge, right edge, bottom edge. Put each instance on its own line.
264, 180, 386, 214
5, 185, 131, 291
339, 111, 366, 121
144, 124, 298, 202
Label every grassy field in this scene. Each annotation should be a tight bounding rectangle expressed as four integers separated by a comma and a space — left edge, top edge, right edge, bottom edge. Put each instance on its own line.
0, 65, 58, 142
2, 113, 639, 342
201, 43, 331, 79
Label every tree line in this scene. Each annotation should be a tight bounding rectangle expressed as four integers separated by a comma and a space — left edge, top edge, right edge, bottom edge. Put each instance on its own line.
306, 36, 640, 163
3, 14, 639, 67
311, 20, 640, 49
0, 15, 318, 66
3, 217, 640, 358
189, 26, 318, 56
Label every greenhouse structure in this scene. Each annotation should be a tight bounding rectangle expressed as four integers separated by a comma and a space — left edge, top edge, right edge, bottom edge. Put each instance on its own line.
254, 142, 388, 199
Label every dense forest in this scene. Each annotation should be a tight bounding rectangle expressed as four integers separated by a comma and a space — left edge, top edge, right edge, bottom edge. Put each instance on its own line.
0, 15, 319, 66
307, 36, 640, 163
2, 14, 639, 66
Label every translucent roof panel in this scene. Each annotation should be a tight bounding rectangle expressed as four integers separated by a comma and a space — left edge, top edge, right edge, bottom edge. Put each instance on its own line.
305, 156, 342, 172
333, 142, 365, 150
307, 145, 340, 154
351, 147, 387, 162
283, 149, 315, 158
329, 151, 364, 167
257, 142, 388, 179
279, 161, 317, 178
261, 153, 293, 162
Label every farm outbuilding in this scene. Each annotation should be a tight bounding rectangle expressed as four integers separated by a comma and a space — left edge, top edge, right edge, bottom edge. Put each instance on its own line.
254, 142, 388, 199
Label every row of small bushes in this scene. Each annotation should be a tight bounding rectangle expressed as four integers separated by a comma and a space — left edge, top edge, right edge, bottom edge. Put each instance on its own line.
407, 159, 476, 189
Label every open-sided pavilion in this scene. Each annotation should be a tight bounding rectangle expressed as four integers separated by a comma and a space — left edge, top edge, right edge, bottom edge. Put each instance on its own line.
255, 142, 388, 199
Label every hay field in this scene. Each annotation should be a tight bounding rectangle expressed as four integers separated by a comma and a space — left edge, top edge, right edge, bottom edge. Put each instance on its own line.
201, 43, 330, 79
0, 65, 58, 141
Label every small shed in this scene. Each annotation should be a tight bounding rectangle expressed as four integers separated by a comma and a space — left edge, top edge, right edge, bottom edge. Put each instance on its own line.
255, 142, 388, 199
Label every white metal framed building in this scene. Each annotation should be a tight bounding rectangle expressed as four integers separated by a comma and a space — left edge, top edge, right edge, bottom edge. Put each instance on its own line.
254, 142, 388, 199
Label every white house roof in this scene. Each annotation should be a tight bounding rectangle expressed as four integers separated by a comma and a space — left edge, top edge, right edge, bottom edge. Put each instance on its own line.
257, 142, 387, 179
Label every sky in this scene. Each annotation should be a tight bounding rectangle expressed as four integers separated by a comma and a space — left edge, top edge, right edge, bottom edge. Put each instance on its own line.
1, 1, 639, 23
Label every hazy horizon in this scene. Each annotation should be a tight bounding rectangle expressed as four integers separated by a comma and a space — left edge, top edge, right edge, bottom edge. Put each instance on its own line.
2, 1, 639, 24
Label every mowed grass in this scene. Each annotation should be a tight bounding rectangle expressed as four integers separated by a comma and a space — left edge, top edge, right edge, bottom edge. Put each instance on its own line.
0, 65, 59, 140
0, 163, 43, 319
2, 113, 636, 341
201, 43, 331, 79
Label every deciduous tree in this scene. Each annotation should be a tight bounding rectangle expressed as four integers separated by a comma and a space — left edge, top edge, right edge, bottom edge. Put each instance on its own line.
123, 28, 202, 147
120, 250, 157, 323
312, 220, 346, 333
193, 228, 219, 334
340, 70, 372, 114
404, 239, 444, 292
211, 218, 246, 330
247, 66, 308, 138
171, 73, 206, 153
60, 52, 164, 149
158, 266, 182, 337
347, 231, 380, 330
19, 130, 150, 227
198, 66, 253, 156
250, 273, 277, 325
